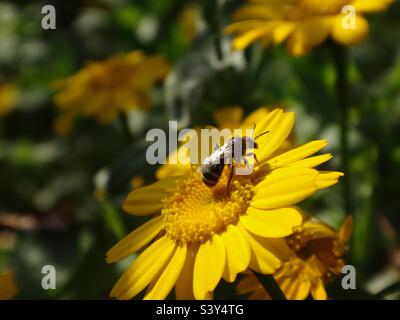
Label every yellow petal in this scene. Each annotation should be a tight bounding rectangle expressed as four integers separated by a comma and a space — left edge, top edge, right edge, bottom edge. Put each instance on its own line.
331, 14, 369, 46
251, 108, 281, 136
286, 17, 333, 56
316, 171, 344, 189
106, 216, 164, 263
255, 166, 316, 188
352, 0, 394, 13
265, 140, 328, 169
241, 207, 302, 238
193, 235, 226, 299
254, 234, 293, 262
256, 110, 295, 162
224, 20, 265, 35
155, 128, 202, 180
286, 154, 333, 169
221, 225, 251, 283
110, 236, 175, 300
252, 168, 318, 209
277, 276, 292, 296
175, 248, 196, 300
239, 224, 283, 274
311, 278, 328, 300
232, 23, 277, 50
242, 107, 270, 127
307, 255, 327, 277
144, 245, 187, 300
272, 22, 295, 45
123, 176, 180, 216
155, 145, 193, 180
285, 279, 311, 300
339, 215, 353, 244
155, 163, 192, 180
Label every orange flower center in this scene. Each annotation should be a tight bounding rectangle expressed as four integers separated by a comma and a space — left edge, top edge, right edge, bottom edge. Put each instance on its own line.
161, 171, 253, 246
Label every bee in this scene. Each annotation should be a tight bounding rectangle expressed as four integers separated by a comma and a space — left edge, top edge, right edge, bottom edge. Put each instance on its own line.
198, 130, 269, 191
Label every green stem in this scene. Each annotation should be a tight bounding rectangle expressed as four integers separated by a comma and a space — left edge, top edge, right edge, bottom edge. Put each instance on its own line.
214, 0, 224, 61
246, 44, 268, 95
254, 272, 286, 300
332, 45, 352, 216
100, 199, 126, 241
202, 0, 224, 60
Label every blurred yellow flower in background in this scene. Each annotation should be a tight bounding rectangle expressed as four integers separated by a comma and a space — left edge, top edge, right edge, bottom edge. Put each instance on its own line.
179, 4, 203, 44
0, 271, 17, 300
53, 51, 171, 134
225, 0, 393, 56
0, 83, 18, 117
106, 108, 343, 300
238, 216, 353, 300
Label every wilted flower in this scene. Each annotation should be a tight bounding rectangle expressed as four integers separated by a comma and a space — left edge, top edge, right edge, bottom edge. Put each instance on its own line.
237, 216, 353, 300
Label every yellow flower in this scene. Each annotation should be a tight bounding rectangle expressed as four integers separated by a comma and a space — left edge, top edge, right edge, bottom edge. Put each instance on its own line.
225, 0, 393, 56
237, 215, 353, 300
0, 271, 17, 300
106, 107, 343, 300
0, 83, 18, 117
53, 51, 171, 134
179, 4, 202, 44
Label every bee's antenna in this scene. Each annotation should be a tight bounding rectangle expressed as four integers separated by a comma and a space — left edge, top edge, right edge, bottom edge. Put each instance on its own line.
255, 130, 270, 139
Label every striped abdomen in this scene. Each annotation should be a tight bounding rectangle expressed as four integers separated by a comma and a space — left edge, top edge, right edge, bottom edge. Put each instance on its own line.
199, 163, 225, 187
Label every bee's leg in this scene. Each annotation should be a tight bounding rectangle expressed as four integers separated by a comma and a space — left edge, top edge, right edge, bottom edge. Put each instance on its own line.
227, 165, 235, 195
246, 152, 260, 166
241, 157, 255, 174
